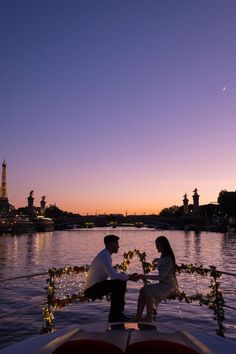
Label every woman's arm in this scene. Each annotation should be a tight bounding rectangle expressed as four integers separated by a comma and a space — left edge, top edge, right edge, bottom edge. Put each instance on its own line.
158, 257, 174, 281
142, 257, 174, 281
144, 273, 159, 281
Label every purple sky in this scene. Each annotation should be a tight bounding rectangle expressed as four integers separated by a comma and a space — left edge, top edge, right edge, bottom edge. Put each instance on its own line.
1, 0, 236, 214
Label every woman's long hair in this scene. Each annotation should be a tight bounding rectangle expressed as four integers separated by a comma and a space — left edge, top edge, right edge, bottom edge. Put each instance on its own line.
156, 236, 176, 272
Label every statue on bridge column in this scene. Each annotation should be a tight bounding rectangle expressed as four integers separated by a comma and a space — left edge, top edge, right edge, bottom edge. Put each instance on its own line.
28, 190, 35, 216
183, 193, 189, 215
192, 188, 200, 214
40, 196, 46, 216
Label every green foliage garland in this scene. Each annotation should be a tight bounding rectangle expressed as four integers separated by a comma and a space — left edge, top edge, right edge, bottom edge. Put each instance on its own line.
41, 249, 225, 337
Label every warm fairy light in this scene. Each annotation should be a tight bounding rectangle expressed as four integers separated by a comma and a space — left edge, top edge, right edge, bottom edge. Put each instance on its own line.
41, 251, 225, 337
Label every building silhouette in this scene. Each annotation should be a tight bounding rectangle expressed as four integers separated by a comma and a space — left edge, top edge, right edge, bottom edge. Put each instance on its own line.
0, 159, 54, 233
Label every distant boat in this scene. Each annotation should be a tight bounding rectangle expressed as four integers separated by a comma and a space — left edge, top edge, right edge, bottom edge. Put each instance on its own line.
34, 216, 54, 232
0, 217, 35, 234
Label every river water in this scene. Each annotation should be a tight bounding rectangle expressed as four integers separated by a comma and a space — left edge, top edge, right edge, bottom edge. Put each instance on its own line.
0, 227, 236, 349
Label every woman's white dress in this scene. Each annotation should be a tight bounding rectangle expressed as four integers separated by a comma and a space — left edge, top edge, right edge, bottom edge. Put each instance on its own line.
143, 255, 178, 305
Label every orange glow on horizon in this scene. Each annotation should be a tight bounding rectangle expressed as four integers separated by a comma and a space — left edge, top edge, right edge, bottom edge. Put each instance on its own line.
9, 193, 220, 216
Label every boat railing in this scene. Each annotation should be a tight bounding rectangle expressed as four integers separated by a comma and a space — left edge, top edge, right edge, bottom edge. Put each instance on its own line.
0, 257, 236, 336
1, 268, 236, 282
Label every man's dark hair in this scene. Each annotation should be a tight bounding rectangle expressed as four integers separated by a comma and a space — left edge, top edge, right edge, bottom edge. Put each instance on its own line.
104, 234, 119, 246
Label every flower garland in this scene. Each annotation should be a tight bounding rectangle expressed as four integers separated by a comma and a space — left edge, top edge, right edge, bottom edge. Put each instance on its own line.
41, 249, 225, 337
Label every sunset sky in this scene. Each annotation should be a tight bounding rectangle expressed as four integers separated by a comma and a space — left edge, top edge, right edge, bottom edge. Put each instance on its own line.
1, 0, 236, 215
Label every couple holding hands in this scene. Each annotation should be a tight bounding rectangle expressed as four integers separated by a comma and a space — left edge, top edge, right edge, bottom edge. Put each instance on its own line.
84, 234, 178, 323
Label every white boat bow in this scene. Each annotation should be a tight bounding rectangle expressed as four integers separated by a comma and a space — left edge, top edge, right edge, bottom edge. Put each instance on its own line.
0, 321, 235, 354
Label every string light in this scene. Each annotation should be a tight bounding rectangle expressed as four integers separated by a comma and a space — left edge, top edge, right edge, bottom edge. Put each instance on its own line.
41, 250, 225, 337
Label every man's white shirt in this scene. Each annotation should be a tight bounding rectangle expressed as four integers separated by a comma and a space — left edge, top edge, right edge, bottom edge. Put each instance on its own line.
85, 248, 128, 290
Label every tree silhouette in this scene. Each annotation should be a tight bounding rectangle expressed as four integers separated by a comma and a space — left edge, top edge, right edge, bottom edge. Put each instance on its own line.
218, 190, 236, 216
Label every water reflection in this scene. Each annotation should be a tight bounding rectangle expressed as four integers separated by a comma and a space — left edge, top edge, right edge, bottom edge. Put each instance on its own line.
26, 234, 34, 265
193, 230, 201, 258
0, 228, 235, 348
0, 229, 234, 278
0, 236, 7, 270
181, 230, 202, 264
183, 230, 192, 259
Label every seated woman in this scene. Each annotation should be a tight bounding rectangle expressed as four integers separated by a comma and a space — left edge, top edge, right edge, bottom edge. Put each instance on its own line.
134, 236, 178, 322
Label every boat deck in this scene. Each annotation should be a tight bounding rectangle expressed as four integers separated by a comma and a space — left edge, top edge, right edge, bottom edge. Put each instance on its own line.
1, 322, 236, 354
